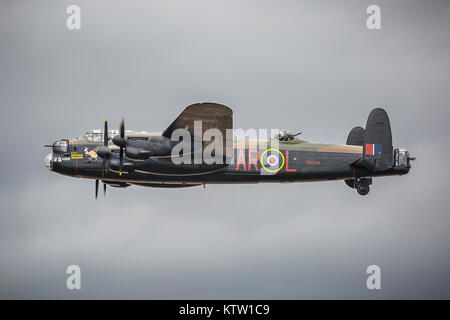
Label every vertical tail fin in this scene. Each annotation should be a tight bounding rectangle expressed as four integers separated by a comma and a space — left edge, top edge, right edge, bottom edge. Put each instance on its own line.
346, 126, 365, 146
363, 108, 393, 171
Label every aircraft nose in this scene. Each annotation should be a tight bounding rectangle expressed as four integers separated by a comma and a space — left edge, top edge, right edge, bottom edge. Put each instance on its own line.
44, 153, 52, 169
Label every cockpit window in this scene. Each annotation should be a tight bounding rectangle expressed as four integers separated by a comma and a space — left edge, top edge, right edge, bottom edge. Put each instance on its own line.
83, 129, 119, 143
82, 129, 150, 142
53, 140, 68, 153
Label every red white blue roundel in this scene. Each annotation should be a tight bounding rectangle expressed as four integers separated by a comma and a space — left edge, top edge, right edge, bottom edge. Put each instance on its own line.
260, 149, 285, 173
267, 155, 278, 166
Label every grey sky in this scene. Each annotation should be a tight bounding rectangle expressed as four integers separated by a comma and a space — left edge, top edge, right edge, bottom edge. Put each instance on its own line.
0, 0, 449, 299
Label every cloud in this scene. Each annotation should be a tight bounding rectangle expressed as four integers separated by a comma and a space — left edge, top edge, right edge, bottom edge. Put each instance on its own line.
0, 0, 449, 299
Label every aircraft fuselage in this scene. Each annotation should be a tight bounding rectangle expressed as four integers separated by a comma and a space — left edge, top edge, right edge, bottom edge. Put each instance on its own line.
45, 139, 410, 188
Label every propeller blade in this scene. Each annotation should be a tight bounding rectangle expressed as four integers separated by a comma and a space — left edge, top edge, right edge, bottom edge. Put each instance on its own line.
119, 117, 125, 175
100, 119, 109, 178
119, 146, 123, 175
120, 117, 125, 138
103, 183, 106, 196
102, 158, 109, 177
104, 118, 108, 147
95, 179, 99, 199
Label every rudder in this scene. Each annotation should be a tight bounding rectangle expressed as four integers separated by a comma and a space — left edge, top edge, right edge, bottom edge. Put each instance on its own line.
363, 108, 393, 171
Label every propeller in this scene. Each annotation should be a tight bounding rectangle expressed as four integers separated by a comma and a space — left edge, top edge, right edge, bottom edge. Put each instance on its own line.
111, 118, 126, 176
96, 117, 128, 198
97, 119, 112, 176
95, 179, 107, 199
96, 118, 112, 199
102, 119, 109, 176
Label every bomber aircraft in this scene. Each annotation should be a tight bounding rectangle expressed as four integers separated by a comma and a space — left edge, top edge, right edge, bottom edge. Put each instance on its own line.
44, 103, 414, 197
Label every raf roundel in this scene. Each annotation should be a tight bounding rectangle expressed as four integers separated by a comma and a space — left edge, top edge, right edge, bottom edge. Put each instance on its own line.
260, 149, 285, 173
267, 155, 278, 166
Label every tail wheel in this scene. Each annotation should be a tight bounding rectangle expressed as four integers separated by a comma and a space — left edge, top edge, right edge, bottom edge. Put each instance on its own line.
357, 184, 370, 196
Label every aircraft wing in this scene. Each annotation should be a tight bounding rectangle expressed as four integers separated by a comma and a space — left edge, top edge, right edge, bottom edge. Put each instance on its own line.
162, 102, 233, 161
162, 102, 233, 140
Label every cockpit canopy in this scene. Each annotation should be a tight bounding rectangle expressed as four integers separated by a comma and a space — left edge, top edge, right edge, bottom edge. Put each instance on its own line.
82, 129, 151, 143
82, 129, 120, 143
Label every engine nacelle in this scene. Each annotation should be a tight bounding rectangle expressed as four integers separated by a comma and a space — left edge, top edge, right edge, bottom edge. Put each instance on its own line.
109, 159, 135, 172
124, 136, 174, 160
